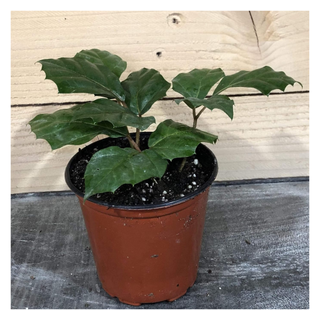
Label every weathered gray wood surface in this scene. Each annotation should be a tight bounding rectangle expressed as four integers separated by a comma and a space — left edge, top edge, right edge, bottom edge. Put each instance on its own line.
11, 181, 309, 309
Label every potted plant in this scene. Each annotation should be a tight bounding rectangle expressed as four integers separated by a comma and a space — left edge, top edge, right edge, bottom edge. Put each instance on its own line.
28, 49, 301, 306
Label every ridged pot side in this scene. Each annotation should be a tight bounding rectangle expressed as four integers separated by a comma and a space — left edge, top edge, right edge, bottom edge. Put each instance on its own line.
77, 187, 210, 305
65, 134, 218, 305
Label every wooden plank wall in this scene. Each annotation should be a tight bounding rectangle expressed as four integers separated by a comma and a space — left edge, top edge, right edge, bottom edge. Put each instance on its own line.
11, 11, 309, 194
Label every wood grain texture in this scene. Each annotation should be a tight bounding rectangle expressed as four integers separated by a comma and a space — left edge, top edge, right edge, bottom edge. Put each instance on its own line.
11, 11, 309, 193
11, 11, 308, 105
11, 181, 309, 309
11, 93, 308, 193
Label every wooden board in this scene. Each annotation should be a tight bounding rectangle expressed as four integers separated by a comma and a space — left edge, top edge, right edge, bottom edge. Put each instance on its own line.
11, 11, 308, 105
11, 181, 309, 308
10, 11, 309, 193
11, 94, 308, 193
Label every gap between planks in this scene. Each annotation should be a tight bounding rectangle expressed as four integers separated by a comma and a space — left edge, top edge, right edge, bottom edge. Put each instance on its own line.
11, 90, 309, 108
11, 176, 309, 199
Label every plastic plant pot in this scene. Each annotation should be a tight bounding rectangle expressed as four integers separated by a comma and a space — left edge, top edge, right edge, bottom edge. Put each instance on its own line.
65, 133, 218, 306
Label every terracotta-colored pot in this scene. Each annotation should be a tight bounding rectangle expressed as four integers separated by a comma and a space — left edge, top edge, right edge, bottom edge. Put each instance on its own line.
65, 135, 218, 306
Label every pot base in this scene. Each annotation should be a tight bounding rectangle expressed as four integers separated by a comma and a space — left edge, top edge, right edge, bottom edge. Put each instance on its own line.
166, 289, 189, 302
116, 290, 190, 306
104, 290, 144, 306
108, 286, 192, 306
118, 299, 142, 307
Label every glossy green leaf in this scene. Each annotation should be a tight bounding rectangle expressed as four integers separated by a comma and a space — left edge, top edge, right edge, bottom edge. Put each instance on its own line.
214, 66, 303, 95
172, 68, 225, 99
38, 57, 126, 101
121, 68, 171, 115
70, 99, 155, 130
29, 109, 127, 150
148, 119, 218, 161
175, 95, 234, 120
84, 147, 167, 199
75, 48, 127, 78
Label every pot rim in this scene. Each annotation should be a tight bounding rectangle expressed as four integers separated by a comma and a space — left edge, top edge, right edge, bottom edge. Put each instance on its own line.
65, 134, 218, 211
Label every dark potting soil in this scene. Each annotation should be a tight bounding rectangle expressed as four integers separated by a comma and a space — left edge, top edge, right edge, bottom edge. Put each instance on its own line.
69, 135, 212, 206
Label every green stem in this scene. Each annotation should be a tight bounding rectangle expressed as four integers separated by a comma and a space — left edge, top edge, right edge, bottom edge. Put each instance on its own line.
196, 106, 206, 121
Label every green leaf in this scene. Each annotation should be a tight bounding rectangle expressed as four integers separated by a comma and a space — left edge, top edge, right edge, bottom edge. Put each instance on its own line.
75, 48, 127, 78
38, 57, 126, 101
148, 119, 218, 161
121, 68, 171, 115
213, 66, 303, 96
29, 109, 127, 150
84, 147, 167, 199
172, 68, 225, 99
176, 95, 234, 120
70, 99, 155, 130
174, 98, 202, 109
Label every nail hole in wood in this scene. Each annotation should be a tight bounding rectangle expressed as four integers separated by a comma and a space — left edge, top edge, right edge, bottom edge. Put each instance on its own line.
167, 13, 183, 27
156, 52, 162, 58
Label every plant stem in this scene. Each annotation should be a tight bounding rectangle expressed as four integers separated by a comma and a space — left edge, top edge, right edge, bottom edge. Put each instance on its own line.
196, 106, 206, 121
136, 115, 142, 147
127, 134, 141, 152
127, 136, 134, 149
119, 98, 141, 148
116, 99, 140, 151
117, 99, 128, 109
178, 157, 187, 173
192, 106, 207, 128
192, 108, 198, 128
136, 128, 140, 147
179, 108, 198, 173
179, 106, 207, 172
